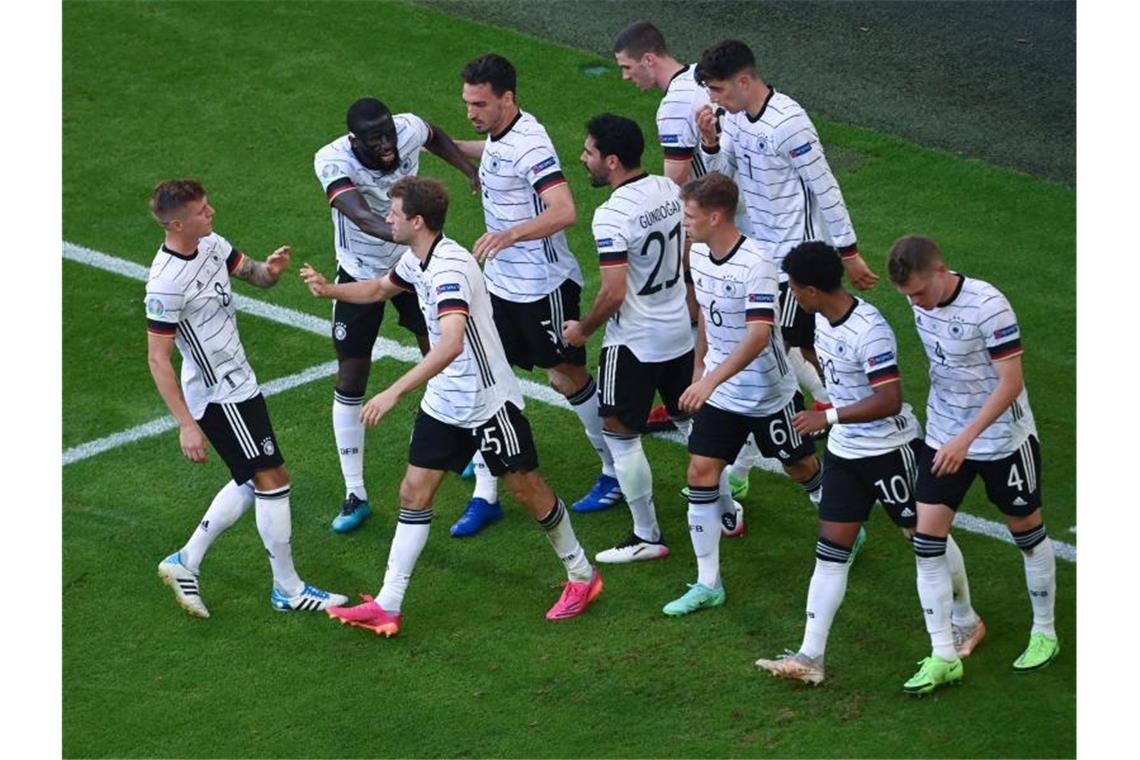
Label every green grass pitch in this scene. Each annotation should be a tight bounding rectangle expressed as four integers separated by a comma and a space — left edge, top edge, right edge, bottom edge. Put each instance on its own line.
63, 1, 1075, 757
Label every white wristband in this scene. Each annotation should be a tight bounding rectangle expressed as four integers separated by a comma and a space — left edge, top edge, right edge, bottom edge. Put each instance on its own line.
825, 407, 840, 426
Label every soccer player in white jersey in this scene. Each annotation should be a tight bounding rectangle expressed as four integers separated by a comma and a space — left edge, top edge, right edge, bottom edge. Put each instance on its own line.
450, 53, 621, 534
146, 180, 347, 618
665, 172, 825, 616
887, 235, 1058, 694
561, 113, 694, 563
693, 40, 878, 409
299, 177, 603, 635
314, 97, 479, 534
754, 242, 982, 685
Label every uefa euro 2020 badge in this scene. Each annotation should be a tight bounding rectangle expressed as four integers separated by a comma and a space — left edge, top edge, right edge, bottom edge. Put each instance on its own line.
146, 297, 165, 317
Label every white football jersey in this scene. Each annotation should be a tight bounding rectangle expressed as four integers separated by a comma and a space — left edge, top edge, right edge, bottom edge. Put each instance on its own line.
390, 236, 523, 428
690, 235, 797, 416
478, 110, 583, 302
145, 233, 258, 419
700, 90, 857, 277
657, 64, 712, 177
910, 274, 1037, 460
814, 298, 921, 458
592, 173, 693, 363
313, 113, 432, 279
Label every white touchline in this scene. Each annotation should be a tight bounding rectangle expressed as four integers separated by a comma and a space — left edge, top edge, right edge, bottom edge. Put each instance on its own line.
62, 241, 1077, 563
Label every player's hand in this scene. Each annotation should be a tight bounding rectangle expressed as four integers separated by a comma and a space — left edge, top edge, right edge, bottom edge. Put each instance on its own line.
473, 228, 518, 262
179, 421, 208, 463
931, 435, 970, 477
792, 409, 828, 435
679, 377, 716, 414
842, 253, 879, 290
299, 263, 332, 297
265, 245, 292, 280
360, 389, 399, 428
562, 320, 588, 347
468, 172, 482, 195
695, 105, 719, 148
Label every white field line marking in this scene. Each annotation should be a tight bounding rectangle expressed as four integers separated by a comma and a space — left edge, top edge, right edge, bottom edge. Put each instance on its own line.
62, 241, 1077, 563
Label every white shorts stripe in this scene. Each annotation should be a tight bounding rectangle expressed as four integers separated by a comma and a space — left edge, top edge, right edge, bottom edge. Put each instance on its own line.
222, 403, 259, 459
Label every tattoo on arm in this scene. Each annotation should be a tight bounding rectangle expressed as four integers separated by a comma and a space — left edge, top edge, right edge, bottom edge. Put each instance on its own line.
233, 255, 277, 288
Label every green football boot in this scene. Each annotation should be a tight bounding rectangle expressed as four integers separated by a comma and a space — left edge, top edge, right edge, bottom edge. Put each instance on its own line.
663, 582, 726, 616
903, 655, 963, 695
1013, 633, 1060, 672
727, 472, 750, 500
847, 525, 868, 565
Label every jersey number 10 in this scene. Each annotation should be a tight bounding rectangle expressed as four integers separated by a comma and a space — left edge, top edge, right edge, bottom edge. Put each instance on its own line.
637, 223, 683, 296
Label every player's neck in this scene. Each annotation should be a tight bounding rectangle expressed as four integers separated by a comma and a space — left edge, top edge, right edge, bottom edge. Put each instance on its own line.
745, 81, 772, 119
655, 57, 685, 90
409, 230, 443, 261
163, 232, 199, 257
707, 225, 742, 259
491, 105, 521, 139
820, 290, 857, 324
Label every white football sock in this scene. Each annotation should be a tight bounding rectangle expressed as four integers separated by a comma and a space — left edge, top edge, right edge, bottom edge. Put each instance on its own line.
180, 480, 254, 574
717, 469, 736, 520
673, 416, 693, 440
604, 431, 659, 541
945, 534, 980, 627
1014, 527, 1057, 638
376, 508, 433, 612
685, 496, 722, 588
567, 377, 615, 478
538, 497, 593, 583
729, 436, 760, 480
913, 533, 956, 661
471, 451, 498, 503
254, 485, 303, 597
801, 548, 851, 660
333, 391, 367, 500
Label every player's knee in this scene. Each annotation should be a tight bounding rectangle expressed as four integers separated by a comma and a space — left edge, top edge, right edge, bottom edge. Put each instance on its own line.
548, 363, 587, 397
398, 474, 431, 508
784, 454, 819, 483
335, 357, 371, 397
503, 470, 547, 508
252, 465, 289, 492
686, 457, 720, 487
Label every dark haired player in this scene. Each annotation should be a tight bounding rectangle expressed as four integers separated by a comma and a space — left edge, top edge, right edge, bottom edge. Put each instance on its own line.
147, 179, 347, 617
449, 54, 621, 533
314, 97, 478, 534
754, 242, 981, 685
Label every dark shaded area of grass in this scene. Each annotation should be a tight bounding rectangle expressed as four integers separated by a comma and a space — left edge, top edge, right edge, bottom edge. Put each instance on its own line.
421, 0, 1076, 185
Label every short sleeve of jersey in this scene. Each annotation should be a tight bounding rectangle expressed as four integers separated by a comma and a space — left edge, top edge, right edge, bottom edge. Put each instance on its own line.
591, 205, 629, 268
314, 149, 356, 204
400, 113, 434, 152
145, 277, 184, 335
657, 102, 697, 161
388, 250, 418, 292
978, 290, 1024, 361
744, 257, 778, 325
431, 267, 470, 319
858, 318, 902, 386
515, 136, 566, 195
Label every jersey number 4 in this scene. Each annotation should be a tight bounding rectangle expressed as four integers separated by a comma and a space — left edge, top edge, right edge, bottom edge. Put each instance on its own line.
637, 223, 683, 296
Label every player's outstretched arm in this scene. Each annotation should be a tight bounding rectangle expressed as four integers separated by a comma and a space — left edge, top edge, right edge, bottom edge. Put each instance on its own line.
146, 332, 208, 463
932, 355, 1025, 476
360, 312, 466, 427
453, 139, 486, 160
473, 182, 576, 261
298, 263, 400, 304
564, 265, 627, 346
332, 190, 397, 242
424, 121, 481, 193
232, 245, 291, 288
680, 320, 771, 413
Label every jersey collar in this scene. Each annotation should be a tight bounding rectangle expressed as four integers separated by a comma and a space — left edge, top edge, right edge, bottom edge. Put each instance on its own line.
161, 244, 198, 261
615, 172, 650, 190
710, 234, 746, 266
828, 295, 859, 327
745, 87, 775, 124
421, 234, 444, 270
666, 64, 690, 89
937, 273, 966, 307
490, 110, 523, 142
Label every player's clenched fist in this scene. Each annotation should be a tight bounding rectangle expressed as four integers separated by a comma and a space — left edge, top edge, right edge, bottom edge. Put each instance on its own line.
695, 105, 719, 147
